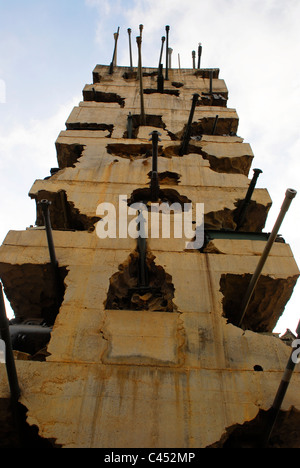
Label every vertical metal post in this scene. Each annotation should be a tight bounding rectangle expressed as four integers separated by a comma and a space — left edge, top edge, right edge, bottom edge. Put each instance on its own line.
0, 283, 20, 403
136, 36, 146, 126
262, 319, 300, 447
139, 24, 143, 38
197, 43, 202, 69
158, 36, 165, 68
178, 53, 181, 70
157, 64, 164, 93
127, 112, 133, 138
179, 93, 199, 156
235, 168, 263, 231
109, 27, 120, 74
238, 188, 297, 328
168, 48, 173, 68
209, 69, 213, 94
149, 130, 161, 202
128, 28, 133, 69
192, 51, 196, 69
137, 211, 148, 288
165, 26, 170, 80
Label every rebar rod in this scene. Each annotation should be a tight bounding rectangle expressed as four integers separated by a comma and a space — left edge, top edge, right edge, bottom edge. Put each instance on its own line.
238, 188, 297, 328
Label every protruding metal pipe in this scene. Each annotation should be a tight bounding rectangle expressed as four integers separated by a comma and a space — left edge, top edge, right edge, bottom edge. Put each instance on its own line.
211, 114, 219, 135
238, 188, 297, 328
236, 168, 263, 231
209, 69, 213, 94
178, 53, 181, 70
149, 130, 161, 201
179, 93, 199, 156
157, 64, 164, 93
192, 50, 196, 69
262, 319, 300, 447
127, 28, 133, 69
158, 36, 165, 68
0, 283, 20, 403
136, 36, 146, 126
139, 24, 144, 38
127, 112, 133, 138
165, 25, 170, 80
38, 199, 64, 311
109, 27, 120, 74
197, 43, 202, 69
168, 48, 173, 68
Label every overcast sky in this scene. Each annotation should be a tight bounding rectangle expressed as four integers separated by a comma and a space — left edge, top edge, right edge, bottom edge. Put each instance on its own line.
0, 0, 299, 334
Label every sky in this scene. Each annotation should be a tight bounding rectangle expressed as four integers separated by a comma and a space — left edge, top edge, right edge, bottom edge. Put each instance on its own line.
0, 0, 299, 334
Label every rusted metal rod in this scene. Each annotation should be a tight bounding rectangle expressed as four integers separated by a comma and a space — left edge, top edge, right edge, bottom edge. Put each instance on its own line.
238, 188, 297, 328
262, 319, 300, 447
165, 25, 170, 80
236, 168, 263, 231
179, 93, 199, 156
127, 28, 133, 69
136, 36, 146, 126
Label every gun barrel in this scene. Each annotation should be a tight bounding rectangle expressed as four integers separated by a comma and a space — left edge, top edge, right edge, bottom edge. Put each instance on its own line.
238, 188, 297, 328
179, 93, 199, 156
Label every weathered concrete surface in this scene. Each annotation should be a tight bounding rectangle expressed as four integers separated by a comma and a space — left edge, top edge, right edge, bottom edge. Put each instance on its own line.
0, 64, 299, 448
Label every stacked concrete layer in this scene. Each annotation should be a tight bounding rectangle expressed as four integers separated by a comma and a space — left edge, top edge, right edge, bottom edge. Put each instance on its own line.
0, 65, 299, 448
